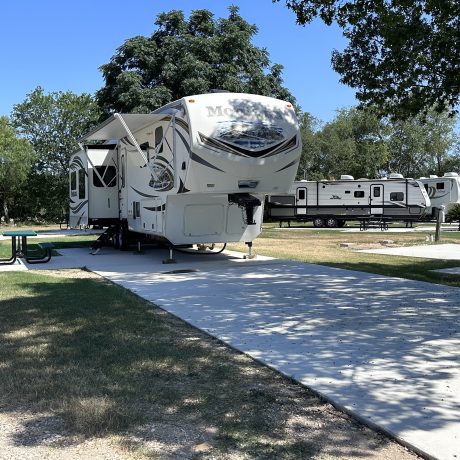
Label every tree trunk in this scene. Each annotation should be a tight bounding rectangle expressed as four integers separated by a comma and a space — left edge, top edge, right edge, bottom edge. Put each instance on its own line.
2, 200, 9, 224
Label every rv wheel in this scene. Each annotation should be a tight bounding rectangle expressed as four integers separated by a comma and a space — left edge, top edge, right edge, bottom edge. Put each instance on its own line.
313, 217, 324, 228
326, 217, 338, 228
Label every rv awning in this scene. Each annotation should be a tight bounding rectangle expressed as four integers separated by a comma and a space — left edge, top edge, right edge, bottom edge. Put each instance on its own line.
79, 113, 166, 142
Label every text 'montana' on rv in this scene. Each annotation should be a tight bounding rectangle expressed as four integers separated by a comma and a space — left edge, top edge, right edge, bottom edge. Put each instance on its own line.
69, 92, 301, 249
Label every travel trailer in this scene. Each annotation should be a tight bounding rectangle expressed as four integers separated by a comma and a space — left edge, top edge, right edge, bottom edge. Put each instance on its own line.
418, 173, 460, 219
70, 92, 301, 249
265, 174, 430, 227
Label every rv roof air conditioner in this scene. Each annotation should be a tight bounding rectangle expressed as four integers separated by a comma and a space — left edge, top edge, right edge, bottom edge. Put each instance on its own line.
429, 175, 438, 178
388, 173, 404, 179
340, 175, 354, 180
444, 172, 459, 177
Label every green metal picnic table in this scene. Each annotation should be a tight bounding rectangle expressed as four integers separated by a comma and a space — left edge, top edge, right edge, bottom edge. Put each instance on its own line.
0, 230, 54, 265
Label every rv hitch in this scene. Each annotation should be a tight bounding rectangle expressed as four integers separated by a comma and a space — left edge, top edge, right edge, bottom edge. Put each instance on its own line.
228, 193, 261, 225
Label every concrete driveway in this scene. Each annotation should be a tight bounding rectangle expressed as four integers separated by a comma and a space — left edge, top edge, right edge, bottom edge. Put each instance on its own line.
3, 246, 460, 460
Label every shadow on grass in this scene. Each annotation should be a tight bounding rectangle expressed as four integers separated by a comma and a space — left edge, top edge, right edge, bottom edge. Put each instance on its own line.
0, 271, 401, 458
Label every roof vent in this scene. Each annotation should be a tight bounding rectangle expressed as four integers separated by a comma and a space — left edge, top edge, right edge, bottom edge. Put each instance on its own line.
429, 175, 438, 178
340, 175, 354, 180
388, 173, 404, 179
443, 172, 459, 177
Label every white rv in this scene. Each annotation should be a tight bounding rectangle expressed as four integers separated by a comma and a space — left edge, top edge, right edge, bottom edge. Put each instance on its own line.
265, 174, 430, 227
418, 173, 460, 218
70, 92, 301, 248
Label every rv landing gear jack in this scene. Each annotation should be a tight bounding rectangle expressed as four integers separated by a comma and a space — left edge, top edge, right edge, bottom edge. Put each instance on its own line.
243, 242, 256, 260
162, 247, 177, 264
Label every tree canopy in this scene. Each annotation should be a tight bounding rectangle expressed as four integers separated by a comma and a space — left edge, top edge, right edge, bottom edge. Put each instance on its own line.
298, 108, 459, 181
11, 87, 100, 221
97, 6, 295, 113
280, 0, 460, 119
0, 117, 35, 222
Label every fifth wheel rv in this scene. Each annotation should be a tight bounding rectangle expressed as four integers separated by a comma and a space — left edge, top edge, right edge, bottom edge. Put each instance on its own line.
69, 92, 301, 249
265, 175, 430, 227
418, 172, 460, 219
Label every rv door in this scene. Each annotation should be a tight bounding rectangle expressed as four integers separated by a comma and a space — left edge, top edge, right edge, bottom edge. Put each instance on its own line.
370, 184, 384, 215
69, 153, 89, 228
295, 187, 307, 215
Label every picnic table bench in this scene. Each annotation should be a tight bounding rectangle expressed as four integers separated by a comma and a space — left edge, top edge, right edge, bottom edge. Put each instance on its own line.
359, 218, 389, 231
0, 230, 55, 265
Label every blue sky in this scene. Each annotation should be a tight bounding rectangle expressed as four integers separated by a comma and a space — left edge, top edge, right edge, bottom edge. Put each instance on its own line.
0, 0, 357, 123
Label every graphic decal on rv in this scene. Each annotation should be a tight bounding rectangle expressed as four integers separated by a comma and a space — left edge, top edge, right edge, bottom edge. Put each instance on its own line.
143, 204, 166, 212
70, 156, 85, 171
177, 178, 190, 194
130, 187, 158, 198
148, 165, 174, 191
198, 132, 298, 159
426, 185, 449, 199
275, 158, 301, 173
190, 150, 225, 172
69, 200, 88, 213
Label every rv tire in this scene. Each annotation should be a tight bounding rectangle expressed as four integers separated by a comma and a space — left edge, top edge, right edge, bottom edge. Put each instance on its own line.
326, 217, 338, 228
313, 217, 324, 228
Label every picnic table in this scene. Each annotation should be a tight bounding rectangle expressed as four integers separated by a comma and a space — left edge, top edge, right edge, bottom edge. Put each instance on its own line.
0, 230, 54, 265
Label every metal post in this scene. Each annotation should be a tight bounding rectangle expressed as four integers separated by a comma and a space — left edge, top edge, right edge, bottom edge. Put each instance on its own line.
435, 205, 445, 242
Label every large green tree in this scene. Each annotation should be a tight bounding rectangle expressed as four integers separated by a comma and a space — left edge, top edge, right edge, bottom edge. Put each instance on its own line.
11, 87, 100, 221
308, 107, 388, 180
279, 0, 460, 119
387, 111, 458, 178
97, 6, 295, 113
0, 117, 35, 222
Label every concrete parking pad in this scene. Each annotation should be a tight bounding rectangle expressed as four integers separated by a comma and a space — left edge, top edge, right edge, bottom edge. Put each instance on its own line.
2, 246, 459, 459
360, 243, 460, 261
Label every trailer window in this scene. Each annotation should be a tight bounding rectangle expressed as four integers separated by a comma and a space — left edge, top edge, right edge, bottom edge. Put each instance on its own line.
373, 188, 381, 197
93, 166, 116, 188
354, 191, 365, 198
436, 182, 445, 190
155, 127, 163, 153
298, 189, 306, 200
390, 192, 404, 201
78, 169, 86, 199
70, 171, 77, 193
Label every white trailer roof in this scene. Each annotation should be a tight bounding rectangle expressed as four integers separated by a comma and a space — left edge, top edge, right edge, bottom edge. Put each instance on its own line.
80, 113, 165, 142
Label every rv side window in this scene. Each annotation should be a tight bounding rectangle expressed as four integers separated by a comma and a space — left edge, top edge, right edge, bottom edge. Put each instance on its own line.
78, 169, 86, 199
298, 189, 306, 200
373, 188, 381, 197
70, 171, 77, 192
436, 182, 444, 190
93, 166, 117, 188
155, 127, 164, 153
390, 192, 404, 201
354, 191, 365, 198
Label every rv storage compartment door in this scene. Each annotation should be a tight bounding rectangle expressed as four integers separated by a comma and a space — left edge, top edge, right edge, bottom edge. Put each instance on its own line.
140, 198, 163, 232
184, 204, 224, 237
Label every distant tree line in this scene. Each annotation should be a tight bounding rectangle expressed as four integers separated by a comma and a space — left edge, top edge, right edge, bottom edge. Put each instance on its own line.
1, 4, 459, 223
298, 108, 460, 181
